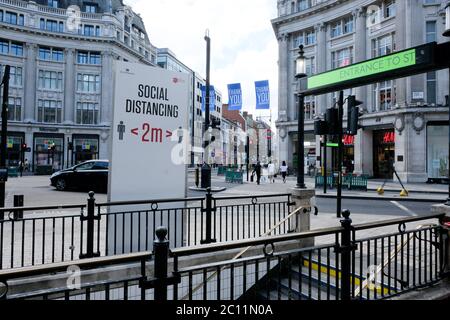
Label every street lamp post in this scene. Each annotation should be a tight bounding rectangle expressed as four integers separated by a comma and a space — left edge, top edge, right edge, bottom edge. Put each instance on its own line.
0, 65, 10, 220
201, 30, 212, 189
444, 1, 450, 205
295, 45, 307, 189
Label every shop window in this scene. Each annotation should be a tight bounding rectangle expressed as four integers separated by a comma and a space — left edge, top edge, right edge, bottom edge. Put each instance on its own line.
427, 124, 448, 179
34, 136, 64, 171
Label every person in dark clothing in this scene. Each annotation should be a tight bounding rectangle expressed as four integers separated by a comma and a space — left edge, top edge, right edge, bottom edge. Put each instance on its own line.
252, 161, 262, 185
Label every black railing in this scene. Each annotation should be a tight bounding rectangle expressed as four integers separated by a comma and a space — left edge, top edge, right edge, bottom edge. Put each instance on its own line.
1, 211, 447, 301
0, 191, 295, 270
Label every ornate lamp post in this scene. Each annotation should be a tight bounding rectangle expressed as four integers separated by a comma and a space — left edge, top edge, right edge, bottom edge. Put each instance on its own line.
295, 45, 307, 189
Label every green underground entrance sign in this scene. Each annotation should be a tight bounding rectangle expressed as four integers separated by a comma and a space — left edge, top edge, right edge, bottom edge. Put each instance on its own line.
301, 43, 438, 96
308, 49, 416, 90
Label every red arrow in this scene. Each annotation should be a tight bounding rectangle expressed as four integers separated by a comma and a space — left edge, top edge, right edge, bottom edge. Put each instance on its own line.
131, 128, 139, 136
166, 130, 172, 138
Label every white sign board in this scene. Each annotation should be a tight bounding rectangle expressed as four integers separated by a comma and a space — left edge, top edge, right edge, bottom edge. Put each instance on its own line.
108, 61, 189, 252
412, 92, 424, 100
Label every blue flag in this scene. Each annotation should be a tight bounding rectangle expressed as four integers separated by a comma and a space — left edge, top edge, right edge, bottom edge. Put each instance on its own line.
255, 80, 270, 110
201, 85, 215, 111
227, 83, 242, 111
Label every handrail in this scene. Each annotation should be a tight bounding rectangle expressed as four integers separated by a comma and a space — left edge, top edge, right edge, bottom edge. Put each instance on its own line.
96, 197, 205, 207
0, 192, 293, 214
212, 193, 293, 201
179, 205, 312, 300
0, 251, 152, 281
352, 213, 445, 232
0, 203, 86, 214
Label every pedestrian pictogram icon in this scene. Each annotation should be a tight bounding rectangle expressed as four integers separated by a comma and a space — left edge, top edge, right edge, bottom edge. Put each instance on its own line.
117, 121, 126, 141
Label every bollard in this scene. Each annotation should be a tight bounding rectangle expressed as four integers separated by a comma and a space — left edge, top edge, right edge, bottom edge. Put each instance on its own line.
154, 226, 169, 301
195, 167, 200, 188
13, 195, 24, 220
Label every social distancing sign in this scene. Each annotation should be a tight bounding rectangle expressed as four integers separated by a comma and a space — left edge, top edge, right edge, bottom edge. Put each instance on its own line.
108, 61, 189, 252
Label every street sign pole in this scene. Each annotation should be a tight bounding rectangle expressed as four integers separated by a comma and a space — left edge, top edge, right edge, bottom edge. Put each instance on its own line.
447, 66, 450, 206
337, 91, 344, 219
201, 31, 212, 189
0, 65, 10, 220
324, 134, 327, 194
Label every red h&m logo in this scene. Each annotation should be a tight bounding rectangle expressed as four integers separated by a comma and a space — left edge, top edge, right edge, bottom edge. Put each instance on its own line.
383, 132, 395, 144
343, 135, 355, 146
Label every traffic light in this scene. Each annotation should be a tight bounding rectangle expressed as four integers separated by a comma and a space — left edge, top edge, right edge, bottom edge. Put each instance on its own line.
347, 96, 363, 135
21, 143, 31, 153
68, 142, 74, 151
325, 108, 339, 135
211, 118, 221, 129
314, 119, 328, 135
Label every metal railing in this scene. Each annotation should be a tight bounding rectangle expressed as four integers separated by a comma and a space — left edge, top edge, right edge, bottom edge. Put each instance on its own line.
0, 191, 295, 270
1, 211, 447, 301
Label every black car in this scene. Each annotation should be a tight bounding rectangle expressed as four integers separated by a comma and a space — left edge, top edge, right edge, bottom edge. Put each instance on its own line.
50, 160, 109, 192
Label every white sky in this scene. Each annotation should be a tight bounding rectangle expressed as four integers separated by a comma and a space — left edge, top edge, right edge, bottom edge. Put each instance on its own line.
123, 0, 279, 124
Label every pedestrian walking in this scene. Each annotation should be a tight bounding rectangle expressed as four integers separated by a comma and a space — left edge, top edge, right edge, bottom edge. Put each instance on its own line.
280, 161, 288, 183
252, 161, 262, 185
268, 161, 276, 183
24, 159, 29, 172
18, 160, 24, 177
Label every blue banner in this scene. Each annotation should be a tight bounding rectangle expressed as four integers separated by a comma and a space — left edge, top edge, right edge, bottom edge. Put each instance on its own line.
227, 83, 242, 111
255, 80, 270, 110
201, 85, 215, 111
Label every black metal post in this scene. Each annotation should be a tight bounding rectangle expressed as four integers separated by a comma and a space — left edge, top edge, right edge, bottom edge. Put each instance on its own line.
195, 167, 199, 187
201, 188, 216, 244
297, 94, 306, 189
0, 65, 10, 221
246, 135, 250, 182
201, 32, 211, 189
337, 91, 344, 218
80, 191, 100, 259
340, 209, 353, 301
256, 127, 260, 162
324, 134, 328, 194
447, 67, 450, 205
153, 226, 169, 301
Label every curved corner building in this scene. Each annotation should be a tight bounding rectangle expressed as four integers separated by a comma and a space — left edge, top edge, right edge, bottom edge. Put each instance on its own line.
0, 0, 157, 172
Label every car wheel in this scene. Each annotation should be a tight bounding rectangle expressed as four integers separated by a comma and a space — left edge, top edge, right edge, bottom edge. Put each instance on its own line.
55, 178, 66, 191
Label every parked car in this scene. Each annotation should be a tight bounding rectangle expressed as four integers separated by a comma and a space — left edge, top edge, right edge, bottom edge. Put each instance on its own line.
50, 160, 109, 192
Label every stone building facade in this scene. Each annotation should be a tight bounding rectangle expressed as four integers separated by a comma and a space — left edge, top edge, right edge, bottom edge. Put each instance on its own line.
273, 0, 450, 182
0, 0, 157, 172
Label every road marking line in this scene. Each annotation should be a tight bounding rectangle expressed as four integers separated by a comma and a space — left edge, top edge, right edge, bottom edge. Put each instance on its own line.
390, 201, 418, 217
